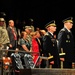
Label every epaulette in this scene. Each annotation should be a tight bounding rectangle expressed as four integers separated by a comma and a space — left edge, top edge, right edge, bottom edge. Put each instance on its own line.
60, 28, 65, 32
43, 33, 49, 41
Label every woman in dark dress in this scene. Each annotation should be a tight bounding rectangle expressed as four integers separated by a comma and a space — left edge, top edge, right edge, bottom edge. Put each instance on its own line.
19, 31, 34, 69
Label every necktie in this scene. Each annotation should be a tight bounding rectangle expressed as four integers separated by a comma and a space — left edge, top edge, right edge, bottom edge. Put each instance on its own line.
12, 28, 17, 40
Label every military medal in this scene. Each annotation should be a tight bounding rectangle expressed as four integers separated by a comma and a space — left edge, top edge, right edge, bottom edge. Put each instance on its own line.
67, 35, 70, 39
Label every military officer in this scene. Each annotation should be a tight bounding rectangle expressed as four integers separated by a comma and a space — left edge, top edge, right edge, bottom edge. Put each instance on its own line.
57, 17, 75, 68
43, 20, 60, 68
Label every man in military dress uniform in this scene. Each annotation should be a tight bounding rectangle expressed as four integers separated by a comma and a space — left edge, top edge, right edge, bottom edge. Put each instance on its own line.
57, 17, 75, 68
43, 20, 60, 68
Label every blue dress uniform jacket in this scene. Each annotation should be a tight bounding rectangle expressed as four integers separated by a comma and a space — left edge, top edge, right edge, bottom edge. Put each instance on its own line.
57, 27, 75, 62
43, 32, 60, 68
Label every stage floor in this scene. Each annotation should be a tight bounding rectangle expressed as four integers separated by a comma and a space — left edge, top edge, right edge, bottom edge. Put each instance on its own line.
1, 68, 75, 75
31, 68, 75, 75
19, 68, 75, 75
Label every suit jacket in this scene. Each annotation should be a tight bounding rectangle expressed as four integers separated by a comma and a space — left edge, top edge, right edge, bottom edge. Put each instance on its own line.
57, 27, 75, 62
7, 26, 17, 48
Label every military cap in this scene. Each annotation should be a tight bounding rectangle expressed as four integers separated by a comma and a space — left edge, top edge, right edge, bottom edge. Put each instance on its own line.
25, 26, 32, 30
45, 20, 56, 28
0, 18, 5, 22
62, 17, 73, 23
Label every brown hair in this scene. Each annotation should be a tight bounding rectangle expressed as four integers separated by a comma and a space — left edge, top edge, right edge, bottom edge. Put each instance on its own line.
20, 31, 26, 38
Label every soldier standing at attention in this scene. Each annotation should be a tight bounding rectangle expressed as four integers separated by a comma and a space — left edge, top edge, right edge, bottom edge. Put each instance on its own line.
0, 18, 10, 49
57, 17, 75, 68
43, 20, 60, 68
